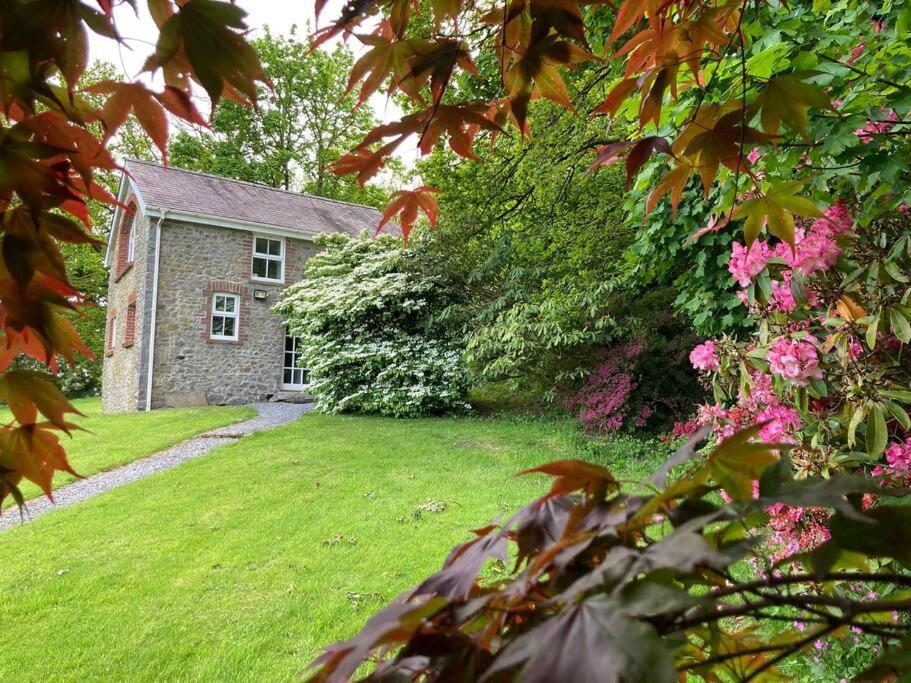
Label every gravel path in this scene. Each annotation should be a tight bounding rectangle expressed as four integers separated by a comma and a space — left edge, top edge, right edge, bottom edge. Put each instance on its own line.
0, 402, 312, 532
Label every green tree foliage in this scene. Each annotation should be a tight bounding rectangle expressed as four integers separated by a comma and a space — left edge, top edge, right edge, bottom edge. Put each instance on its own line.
274, 233, 468, 417
33, 61, 160, 396
169, 27, 388, 208
418, 68, 702, 422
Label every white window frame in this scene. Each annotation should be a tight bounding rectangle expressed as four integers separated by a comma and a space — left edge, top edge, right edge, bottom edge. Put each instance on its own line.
108, 313, 118, 350
126, 214, 136, 263
210, 293, 240, 342
251, 235, 285, 283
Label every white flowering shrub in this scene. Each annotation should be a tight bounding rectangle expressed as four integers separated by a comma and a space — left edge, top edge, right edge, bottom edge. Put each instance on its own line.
275, 233, 469, 417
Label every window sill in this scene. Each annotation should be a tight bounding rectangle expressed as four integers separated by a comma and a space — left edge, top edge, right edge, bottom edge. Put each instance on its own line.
250, 276, 284, 285
208, 337, 242, 345
114, 261, 134, 283
122, 340, 135, 349
105, 349, 115, 357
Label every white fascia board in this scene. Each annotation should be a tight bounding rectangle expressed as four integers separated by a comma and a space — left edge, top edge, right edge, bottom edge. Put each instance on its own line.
103, 174, 129, 267
144, 206, 317, 241
103, 172, 150, 267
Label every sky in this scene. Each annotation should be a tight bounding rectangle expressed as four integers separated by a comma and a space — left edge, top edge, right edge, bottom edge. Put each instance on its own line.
89, 1, 412, 166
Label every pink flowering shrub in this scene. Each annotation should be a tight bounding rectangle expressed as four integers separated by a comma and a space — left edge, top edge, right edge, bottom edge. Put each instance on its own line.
567, 340, 641, 432
684, 200, 911, 562
569, 331, 702, 434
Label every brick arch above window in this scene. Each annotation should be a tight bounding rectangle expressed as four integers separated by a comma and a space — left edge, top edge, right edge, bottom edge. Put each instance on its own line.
115, 201, 138, 280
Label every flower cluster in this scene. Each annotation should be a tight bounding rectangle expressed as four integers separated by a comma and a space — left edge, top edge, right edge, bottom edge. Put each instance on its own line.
872, 437, 911, 480
275, 233, 470, 418
767, 336, 824, 387
728, 241, 770, 287
681, 200, 911, 568
694, 368, 803, 445
766, 503, 830, 564
727, 202, 850, 298
688, 340, 719, 372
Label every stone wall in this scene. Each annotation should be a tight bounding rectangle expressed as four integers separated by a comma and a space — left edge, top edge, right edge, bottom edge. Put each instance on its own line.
150, 221, 317, 407
101, 198, 150, 413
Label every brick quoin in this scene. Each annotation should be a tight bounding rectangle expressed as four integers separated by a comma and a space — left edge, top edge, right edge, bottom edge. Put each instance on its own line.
242, 233, 253, 280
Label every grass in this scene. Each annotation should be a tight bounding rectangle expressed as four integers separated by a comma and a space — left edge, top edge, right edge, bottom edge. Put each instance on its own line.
0, 412, 666, 681
2, 397, 255, 505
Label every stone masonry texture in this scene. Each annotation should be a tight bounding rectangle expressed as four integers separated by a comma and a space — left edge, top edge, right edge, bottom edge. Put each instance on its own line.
148, 221, 318, 407
101, 196, 148, 413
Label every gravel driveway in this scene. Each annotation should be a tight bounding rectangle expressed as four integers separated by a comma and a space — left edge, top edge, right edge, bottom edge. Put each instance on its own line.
0, 402, 312, 532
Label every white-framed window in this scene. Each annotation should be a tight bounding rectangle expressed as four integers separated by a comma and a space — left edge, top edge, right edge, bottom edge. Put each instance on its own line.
210, 293, 240, 341
251, 236, 284, 282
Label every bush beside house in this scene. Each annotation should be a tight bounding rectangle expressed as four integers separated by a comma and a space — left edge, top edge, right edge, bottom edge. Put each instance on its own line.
275, 233, 469, 417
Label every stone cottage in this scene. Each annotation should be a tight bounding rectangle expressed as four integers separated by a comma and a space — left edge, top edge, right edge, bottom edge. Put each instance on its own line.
101, 159, 380, 412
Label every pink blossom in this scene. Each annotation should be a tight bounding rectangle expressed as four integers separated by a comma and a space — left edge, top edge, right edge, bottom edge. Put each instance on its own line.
789, 230, 841, 276
729, 241, 771, 286
769, 278, 796, 312
747, 147, 761, 164
767, 337, 824, 387
847, 42, 865, 65
633, 404, 653, 428
697, 403, 751, 440
569, 340, 644, 433
738, 370, 776, 412
690, 340, 720, 372
848, 338, 863, 360
815, 201, 854, 236
756, 404, 802, 443
884, 438, 911, 471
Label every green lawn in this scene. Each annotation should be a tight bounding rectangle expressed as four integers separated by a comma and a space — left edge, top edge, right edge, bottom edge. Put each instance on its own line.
2, 397, 255, 505
0, 413, 665, 681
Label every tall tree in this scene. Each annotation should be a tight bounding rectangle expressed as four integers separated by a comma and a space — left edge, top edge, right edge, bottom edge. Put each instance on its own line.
170, 27, 388, 208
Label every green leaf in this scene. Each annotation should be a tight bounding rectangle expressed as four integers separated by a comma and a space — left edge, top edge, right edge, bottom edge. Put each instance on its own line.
865, 403, 888, 458
884, 260, 909, 283
885, 400, 911, 431
705, 424, 784, 501
754, 72, 832, 142
866, 312, 880, 350
732, 182, 821, 245
890, 308, 911, 344
881, 389, 911, 403
847, 405, 866, 448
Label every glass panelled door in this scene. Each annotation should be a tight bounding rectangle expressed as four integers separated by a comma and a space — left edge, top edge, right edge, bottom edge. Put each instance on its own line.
281, 331, 308, 390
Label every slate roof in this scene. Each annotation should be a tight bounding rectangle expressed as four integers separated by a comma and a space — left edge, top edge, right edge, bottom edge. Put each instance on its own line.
126, 159, 382, 238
